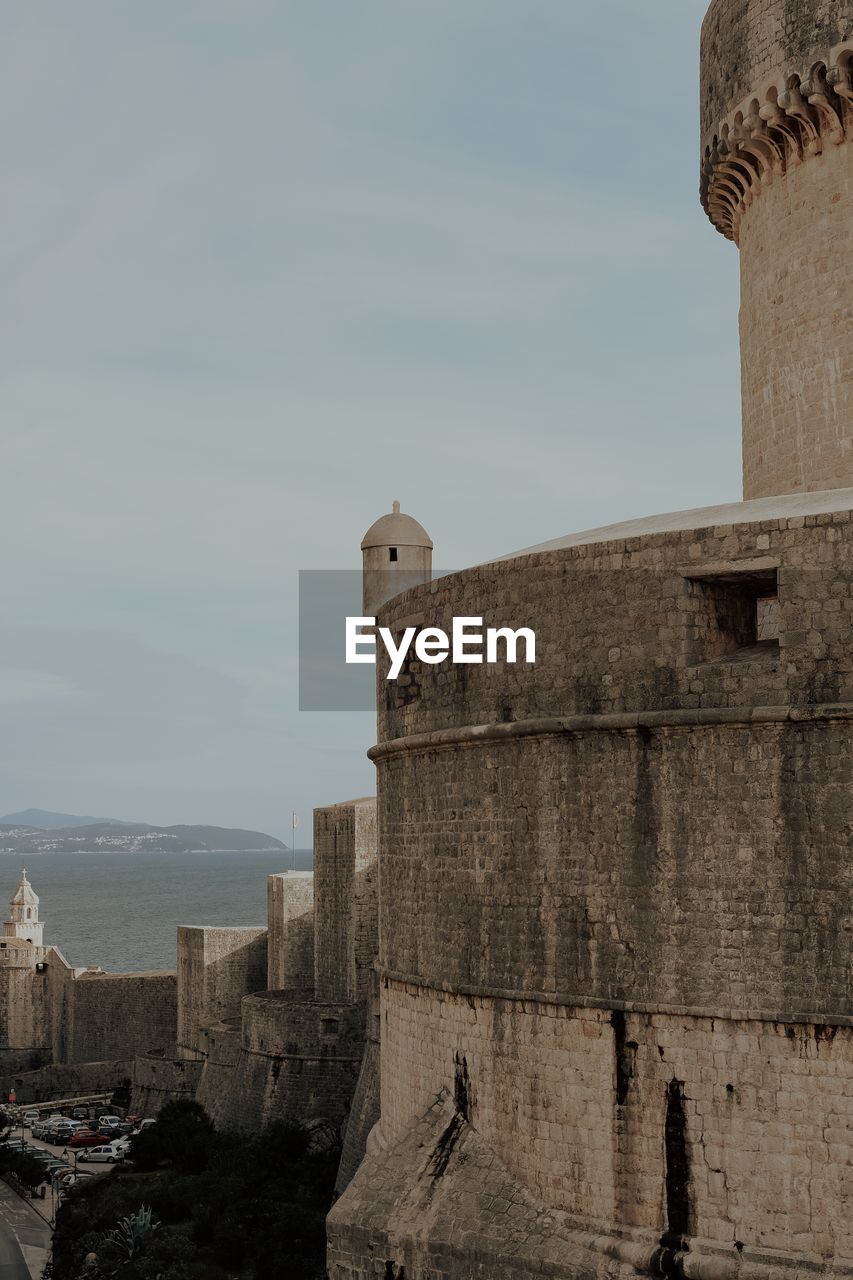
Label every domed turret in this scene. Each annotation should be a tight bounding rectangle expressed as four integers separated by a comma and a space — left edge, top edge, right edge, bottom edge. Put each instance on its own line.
5, 869, 44, 946
361, 501, 432, 616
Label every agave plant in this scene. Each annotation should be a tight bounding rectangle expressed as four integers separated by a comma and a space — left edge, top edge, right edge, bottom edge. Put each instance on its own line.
100, 1204, 161, 1260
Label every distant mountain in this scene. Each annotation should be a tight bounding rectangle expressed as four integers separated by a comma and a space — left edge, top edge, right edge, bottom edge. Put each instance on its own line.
0, 813, 287, 853
0, 809, 125, 831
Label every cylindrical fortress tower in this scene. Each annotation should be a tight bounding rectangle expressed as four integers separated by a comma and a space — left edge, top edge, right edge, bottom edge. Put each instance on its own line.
701, 0, 853, 500
328, 6, 853, 1279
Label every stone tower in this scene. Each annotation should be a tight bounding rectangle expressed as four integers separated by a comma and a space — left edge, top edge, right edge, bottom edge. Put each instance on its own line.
4, 870, 43, 947
328, 5, 853, 1278
360, 500, 432, 617
701, 0, 853, 500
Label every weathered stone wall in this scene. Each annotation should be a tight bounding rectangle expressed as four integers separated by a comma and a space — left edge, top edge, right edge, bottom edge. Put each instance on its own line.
330, 506, 853, 1275
377, 718, 851, 1019
314, 799, 377, 1005
199, 992, 363, 1136
700, 0, 853, 139
0, 1059, 133, 1106
267, 872, 314, 990
377, 983, 853, 1261
377, 511, 853, 742
68, 973, 177, 1064
334, 1023, 380, 1198
130, 1050, 204, 1117
700, 2, 853, 498
194, 1019, 241, 1120
738, 142, 853, 498
176, 925, 267, 1059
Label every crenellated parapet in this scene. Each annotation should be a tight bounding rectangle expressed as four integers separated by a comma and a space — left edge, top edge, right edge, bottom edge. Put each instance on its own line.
701, 48, 853, 241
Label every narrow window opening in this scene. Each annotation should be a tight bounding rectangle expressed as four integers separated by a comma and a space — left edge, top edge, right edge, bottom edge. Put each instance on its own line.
389, 547, 398, 562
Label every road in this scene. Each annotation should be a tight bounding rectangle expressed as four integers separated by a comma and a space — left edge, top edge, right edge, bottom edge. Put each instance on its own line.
0, 1180, 50, 1280
0, 1216, 29, 1280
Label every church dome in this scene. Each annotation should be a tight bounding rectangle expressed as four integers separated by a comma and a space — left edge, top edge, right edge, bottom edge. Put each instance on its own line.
361, 501, 433, 551
11, 870, 38, 909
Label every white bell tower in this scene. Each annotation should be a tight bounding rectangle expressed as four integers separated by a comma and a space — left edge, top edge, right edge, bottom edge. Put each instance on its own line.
5, 869, 44, 947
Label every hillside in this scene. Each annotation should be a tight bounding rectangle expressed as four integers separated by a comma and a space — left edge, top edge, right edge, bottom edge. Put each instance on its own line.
0, 813, 286, 854
0, 809, 122, 830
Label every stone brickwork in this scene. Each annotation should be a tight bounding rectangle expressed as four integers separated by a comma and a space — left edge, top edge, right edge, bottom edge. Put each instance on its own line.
193, 1019, 241, 1119
335, 1005, 381, 1197
198, 992, 363, 1135
738, 142, 853, 499
189, 800, 379, 1141
700, 0, 853, 138
700, 2, 853, 497
330, 492, 853, 1277
314, 799, 378, 1005
176, 925, 267, 1059
267, 871, 314, 990
68, 972, 176, 1064
130, 1050, 204, 1117
0, 1060, 133, 1106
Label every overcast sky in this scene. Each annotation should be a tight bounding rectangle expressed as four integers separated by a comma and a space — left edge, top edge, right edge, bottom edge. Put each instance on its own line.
1, 0, 738, 840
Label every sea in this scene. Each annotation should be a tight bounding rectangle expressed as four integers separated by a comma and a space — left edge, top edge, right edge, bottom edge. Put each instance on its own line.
0, 849, 313, 973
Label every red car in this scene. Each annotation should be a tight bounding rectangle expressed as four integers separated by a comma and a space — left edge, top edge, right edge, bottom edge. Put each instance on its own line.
69, 1131, 103, 1148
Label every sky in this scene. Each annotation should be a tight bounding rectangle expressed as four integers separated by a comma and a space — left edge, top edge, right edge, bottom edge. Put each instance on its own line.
1, 0, 739, 841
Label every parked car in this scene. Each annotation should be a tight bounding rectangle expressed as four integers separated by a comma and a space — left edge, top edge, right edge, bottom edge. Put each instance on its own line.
77, 1144, 122, 1165
97, 1116, 122, 1128
51, 1126, 85, 1144
70, 1106, 90, 1121
134, 1118, 157, 1133
1, 1138, 27, 1151
22, 1111, 39, 1127
70, 1131, 103, 1148
93, 1106, 117, 1119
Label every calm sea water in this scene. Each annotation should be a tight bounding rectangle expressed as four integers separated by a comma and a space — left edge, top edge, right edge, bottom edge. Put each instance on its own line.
0, 850, 313, 973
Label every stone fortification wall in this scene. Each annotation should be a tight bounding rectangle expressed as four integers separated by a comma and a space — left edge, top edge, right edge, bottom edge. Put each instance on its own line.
377, 509, 853, 742
267, 872, 314, 990
334, 1018, 380, 1198
330, 506, 853, 1276
68, 973, 177, 1064
130, 1050, 204, 1117
191, 801, 379, 1146
373, 984, 853, 1262
199, 992, 363, 1136
176, 926, 267, 1059
377, 717, 850, 1019
193, 1019, 242, 1121
313, 799, 377, 1004
1, 1060, 133, 1106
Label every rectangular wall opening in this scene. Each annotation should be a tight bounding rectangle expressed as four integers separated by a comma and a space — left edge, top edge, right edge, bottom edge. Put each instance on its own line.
685, 563, 779, 663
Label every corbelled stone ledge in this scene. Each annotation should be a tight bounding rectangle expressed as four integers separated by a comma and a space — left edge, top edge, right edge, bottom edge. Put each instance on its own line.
701, 45, 853, 241
368, 701, 853, 761
378, 970, 853, 1031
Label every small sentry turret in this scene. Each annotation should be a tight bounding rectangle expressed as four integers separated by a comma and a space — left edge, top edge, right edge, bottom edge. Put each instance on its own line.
361, 500, 433, 617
